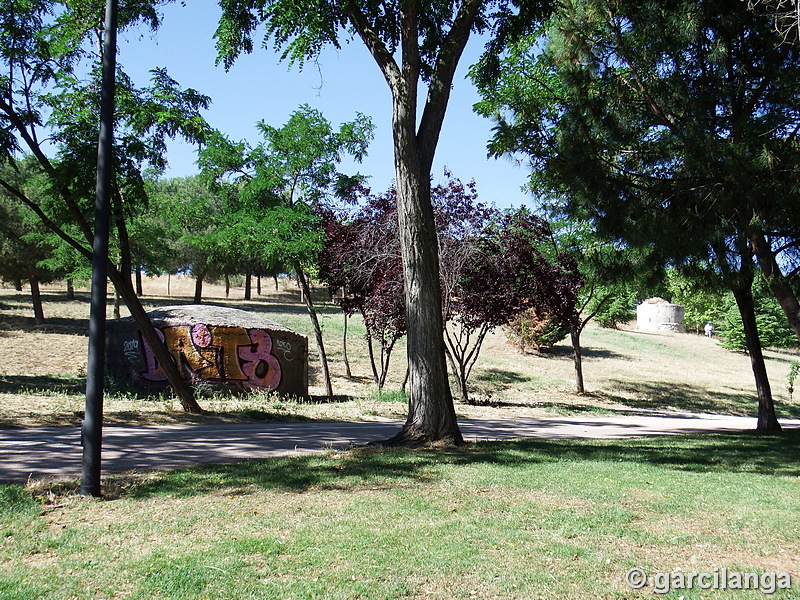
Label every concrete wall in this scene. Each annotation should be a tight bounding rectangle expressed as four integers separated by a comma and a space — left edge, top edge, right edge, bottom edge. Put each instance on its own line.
107, 305, 308, 398
636, 299, 685, 333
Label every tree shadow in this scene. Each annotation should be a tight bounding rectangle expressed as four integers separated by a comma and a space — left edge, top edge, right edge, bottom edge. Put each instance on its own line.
606, 379, 800, 419
113, 429, 800, 500
472, 368, 530, 385
0, 313, 89, 336
540, 345, 626, 360
0, 374, 85, 395
134, 297, 319, 319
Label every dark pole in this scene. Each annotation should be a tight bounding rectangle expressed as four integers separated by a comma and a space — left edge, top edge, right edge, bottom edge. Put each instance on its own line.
81, 0, 118, 497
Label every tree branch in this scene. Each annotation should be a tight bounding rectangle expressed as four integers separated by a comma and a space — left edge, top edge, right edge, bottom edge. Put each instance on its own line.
417, 0, 482, 168
0, 96, 95, 243
0, 175, 92, 260
342, 0, 402, 90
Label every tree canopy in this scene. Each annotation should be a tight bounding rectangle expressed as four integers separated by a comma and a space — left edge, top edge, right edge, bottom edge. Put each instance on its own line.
213, 0, 553, 445
474, 0, 800, 429
199, 105, 375, 396
0, 0, 212, 413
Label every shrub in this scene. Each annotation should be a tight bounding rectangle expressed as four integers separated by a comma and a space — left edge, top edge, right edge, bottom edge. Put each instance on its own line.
505, 309, 570, 353
593, 291, 637, 329
719, 294, 796, 351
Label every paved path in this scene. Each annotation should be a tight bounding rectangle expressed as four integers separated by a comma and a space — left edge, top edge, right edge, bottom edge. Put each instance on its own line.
1, 413, 797, 483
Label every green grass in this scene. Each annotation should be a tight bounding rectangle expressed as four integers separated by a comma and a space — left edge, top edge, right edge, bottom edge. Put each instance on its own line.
582, 326, 701, 360
2, 431, 798, 599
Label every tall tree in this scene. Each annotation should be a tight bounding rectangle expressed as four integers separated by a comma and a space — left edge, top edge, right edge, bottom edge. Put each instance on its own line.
199, 105, 374, 397
0, 163, 56, 324
543, 220, 649, 394
0, 0, 210, 413
147, 175, 236, 304
215, 0, 553, 445
474, 0, 800, 430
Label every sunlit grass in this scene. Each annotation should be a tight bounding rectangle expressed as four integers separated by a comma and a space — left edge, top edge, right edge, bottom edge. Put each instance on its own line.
2, 431, 798, 599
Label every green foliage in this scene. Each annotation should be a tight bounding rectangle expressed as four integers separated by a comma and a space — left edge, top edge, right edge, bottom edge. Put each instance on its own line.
664, 268, 727, 334
505, 309, 569, 352
197, 105, 374, 276
788, 361, 799, 400
472, 0, 800, 316
720, 292, 796, 351
0, 0, 212, 304
592, 291, 636, 329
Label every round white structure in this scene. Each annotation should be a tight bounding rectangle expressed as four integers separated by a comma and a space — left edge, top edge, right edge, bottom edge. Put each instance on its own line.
636, 298, 685, 333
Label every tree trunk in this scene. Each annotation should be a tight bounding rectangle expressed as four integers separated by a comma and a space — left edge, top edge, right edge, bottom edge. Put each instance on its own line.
273, 274, 279, 291
113, 289, 121, 319
752, 232, 800, 342
342, 311, 352, 378
135, 265, 143, 296
225, 273, 230, 298
296, 268, 333, 396
166, 273, 171, 296
193, 272, 205, 304
342, 0, 482, 446
443, 344, 467, 403
14, 278, 22, 291
107, 267, 204, 414
570, 325, 585, 395
244, 272, 252, 300
731, 284, 781, 431
30, 276, 44, 326
66, 278, 75, 300
384, 94, 462, 446
367, 335, 381, 389
257, 275, 262, 296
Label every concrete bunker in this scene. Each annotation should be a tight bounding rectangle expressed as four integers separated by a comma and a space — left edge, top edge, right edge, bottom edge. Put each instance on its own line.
107, 305, 308, 397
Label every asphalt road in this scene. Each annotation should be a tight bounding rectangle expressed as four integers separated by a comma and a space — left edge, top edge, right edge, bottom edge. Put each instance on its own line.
1, 412, 797, 483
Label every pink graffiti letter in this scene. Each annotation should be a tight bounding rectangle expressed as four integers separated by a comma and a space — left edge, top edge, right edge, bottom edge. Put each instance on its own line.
140, 327, 168, 381
238, 329, 282, 390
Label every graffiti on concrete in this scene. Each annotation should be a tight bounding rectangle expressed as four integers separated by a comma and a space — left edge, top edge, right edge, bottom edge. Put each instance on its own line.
138, 324, 284, 390
275, 338, 295, 361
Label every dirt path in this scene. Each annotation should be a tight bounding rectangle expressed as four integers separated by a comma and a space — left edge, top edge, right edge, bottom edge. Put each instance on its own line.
2, 412, 798, 484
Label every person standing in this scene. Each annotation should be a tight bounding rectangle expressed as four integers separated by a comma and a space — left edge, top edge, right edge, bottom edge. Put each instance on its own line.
704, 321, 715, 337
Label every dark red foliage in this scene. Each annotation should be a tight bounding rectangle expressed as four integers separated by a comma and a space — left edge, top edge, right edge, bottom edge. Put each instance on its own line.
318, 175, 583, 398
319, 186, 406, 349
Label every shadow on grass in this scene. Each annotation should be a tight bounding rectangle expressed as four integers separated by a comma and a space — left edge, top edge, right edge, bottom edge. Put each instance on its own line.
0, 374, 85, 395
117, 429, 800, 501
137, 297, 314, 318
539, 345, 626, 361
473, 369, 530, 386
0, 313, 89, 336
607, 380, 800, 419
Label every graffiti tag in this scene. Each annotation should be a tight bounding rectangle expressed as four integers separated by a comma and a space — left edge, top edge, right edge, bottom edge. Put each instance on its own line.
137, 324, 282, 390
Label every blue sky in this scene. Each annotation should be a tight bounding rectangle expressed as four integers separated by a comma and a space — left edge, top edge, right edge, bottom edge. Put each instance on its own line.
117, 0, 532, 208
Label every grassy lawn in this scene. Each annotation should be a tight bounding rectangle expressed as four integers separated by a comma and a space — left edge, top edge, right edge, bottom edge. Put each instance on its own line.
2, 279, 799, 598
2, 431, 799, 599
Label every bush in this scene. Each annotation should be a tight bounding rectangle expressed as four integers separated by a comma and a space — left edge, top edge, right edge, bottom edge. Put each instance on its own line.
720, 294, 796, 351
505, 310, 570, 353
593, 293, 637, 328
